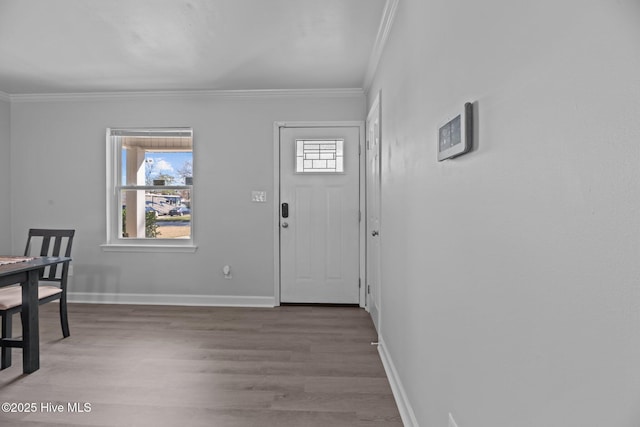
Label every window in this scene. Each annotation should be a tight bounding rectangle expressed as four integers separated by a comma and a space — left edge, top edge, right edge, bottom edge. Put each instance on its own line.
296, 139, 344, 173
103, 128, 196, 252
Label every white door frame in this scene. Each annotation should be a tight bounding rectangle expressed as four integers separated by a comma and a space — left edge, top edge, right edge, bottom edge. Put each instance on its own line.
365, 91, 382, 329
273, 121, 366, 307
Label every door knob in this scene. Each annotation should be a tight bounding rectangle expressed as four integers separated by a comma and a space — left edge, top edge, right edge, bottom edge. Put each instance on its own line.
371, 230, 379, 236
282, 222, 289, 228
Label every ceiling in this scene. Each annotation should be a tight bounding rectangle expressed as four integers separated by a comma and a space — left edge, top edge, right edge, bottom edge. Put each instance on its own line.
0, 0, 387, 95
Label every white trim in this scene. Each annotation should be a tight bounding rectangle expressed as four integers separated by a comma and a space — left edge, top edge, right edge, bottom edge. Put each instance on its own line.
68, 292, 275, 307
378, 338, 419, 427
273, 121, 366, 307
9, 88, 365, 103
357, 123, 367, 308
100, 244, 198, 253
0, 91, 10, 102
273, 123, 282, 306
104, 127, 196, 251
367, 91, 382, 126
275, 120, 364, 129
363, 0, 400, 93
365, 90, 382, 330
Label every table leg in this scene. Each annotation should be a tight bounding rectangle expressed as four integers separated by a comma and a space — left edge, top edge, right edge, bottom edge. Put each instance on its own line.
21, 270, 40, 373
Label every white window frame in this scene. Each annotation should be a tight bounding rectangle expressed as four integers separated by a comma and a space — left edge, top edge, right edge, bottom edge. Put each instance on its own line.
101, 127, 197, 253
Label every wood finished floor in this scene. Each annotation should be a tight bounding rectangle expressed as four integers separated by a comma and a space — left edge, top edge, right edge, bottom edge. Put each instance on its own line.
0, 303, 402, 427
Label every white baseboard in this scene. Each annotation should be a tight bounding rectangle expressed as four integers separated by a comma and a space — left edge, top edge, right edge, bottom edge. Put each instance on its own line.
378, 337, 420, 427
68, 292, 276, 307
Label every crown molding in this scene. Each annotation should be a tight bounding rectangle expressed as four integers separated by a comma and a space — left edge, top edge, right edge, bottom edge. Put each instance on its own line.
0, 90, 10, 102
363, 0, 400, 93
9, 88, 365, 103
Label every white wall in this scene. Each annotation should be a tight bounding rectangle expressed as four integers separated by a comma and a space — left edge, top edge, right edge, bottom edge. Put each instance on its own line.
0, 94, 11, 253
10, 92, 364, 303
368, 0, 640, 426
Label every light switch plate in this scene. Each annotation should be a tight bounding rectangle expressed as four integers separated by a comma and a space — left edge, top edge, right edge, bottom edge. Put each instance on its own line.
251, 191, 267, 203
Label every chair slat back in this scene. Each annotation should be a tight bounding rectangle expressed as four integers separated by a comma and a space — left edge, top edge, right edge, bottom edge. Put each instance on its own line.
24, 229, 75, 281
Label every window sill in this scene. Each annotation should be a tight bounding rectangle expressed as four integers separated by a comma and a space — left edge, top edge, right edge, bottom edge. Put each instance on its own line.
100, 244, 198, 253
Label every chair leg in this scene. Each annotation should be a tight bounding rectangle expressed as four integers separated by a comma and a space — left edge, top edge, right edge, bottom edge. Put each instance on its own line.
59, 296, 70, 338
1, 312, 12, 369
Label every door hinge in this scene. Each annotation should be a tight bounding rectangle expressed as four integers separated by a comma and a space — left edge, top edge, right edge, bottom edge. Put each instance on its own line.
367, 284, 371, 294
359, 278, 361, 288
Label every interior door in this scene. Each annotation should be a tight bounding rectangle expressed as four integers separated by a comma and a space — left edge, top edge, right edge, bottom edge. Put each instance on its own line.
366, 97, 382, 331
279, 125, 360, 304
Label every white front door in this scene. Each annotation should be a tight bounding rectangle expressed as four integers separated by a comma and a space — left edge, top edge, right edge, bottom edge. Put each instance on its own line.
279, 125, 360, 304
366, 95, 382, 331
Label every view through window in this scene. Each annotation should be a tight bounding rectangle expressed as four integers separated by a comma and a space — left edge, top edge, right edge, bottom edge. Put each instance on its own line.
109, 128, 193, 242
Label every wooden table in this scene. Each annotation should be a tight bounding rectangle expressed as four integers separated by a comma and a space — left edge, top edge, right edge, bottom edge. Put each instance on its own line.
0, 256, 71, 373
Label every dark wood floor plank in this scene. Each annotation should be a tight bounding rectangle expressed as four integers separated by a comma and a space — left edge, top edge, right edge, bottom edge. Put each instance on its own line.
0, 303, 402, 426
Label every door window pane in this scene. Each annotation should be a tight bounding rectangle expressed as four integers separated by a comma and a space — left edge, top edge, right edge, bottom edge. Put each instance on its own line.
296, 140, 344, 173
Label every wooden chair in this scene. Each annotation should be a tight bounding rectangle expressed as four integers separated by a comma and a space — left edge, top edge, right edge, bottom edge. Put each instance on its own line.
0, 229, 75, 370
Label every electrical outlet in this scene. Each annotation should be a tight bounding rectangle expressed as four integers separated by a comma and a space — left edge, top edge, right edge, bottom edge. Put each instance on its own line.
223, 265, 232, 279
448, 413, 459, 427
